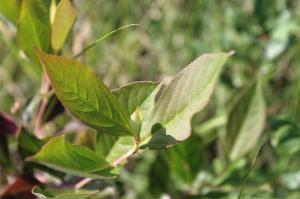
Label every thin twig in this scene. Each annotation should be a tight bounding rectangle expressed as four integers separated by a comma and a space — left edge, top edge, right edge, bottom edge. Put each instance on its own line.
73, 24, 139, 59
237, 145, 261, 199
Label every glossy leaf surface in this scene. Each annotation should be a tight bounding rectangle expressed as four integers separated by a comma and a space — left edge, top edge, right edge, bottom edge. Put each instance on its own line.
37, 51, 133, 136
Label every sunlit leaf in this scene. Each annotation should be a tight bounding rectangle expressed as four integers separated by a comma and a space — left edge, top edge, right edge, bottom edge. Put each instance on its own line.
37, 51, 133, 137
51, 0, 76, 51
140, 52, 232, 149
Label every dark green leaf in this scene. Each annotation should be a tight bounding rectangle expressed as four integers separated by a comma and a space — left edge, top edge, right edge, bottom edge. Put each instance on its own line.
29, 135, 118, 179
37, 51, 133, 137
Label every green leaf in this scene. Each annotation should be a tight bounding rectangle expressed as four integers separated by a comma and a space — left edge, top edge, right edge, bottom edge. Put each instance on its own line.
17, 127, 45, 159
0, 0, 21, 24
51, 0, 76, 51
95, 133, 135, 164
112, 81, 161, 137
140, 52, 232, 149
29, 135, 118, 179
32, 186, 104, 199
17, 0, 51, 69
112, 81, 160, 116
225, 81, 266, 161
37, 51, 133, 137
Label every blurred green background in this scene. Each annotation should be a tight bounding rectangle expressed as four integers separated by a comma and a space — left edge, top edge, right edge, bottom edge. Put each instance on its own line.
1, 0, 300, 198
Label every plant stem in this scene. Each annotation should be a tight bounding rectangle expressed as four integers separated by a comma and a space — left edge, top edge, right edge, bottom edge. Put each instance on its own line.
112, 140, 139, 167
34, 74, 51, 139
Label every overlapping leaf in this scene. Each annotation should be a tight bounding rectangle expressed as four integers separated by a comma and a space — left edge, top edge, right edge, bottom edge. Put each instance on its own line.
140, 52, 231, 149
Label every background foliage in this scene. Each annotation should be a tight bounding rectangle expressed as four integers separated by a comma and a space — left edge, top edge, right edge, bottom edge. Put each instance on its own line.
0, 0, 300, 198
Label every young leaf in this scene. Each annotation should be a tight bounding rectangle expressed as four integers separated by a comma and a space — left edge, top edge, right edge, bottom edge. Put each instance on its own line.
0, 0, 21, 24
29, 136, 118, 179
225, 81, 266, 161
17, 0, 51, 69
51, 0, 76, 51
140, 52, 232, 149
95, 133, 135, 164
37, 51, 133, 137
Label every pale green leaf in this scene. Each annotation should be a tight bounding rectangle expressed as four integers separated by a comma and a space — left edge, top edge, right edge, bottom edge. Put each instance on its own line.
51, 0, 76, 51
225, 81, 266, 161
17, 0, 51, 69
37, 51, 133, 136
29, 135, 118, 179
140, 52, 231, 149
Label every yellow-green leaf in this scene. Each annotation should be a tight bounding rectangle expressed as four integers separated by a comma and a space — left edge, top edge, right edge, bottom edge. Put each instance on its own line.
37, 51, 133, 136
51, 0, 76, 51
